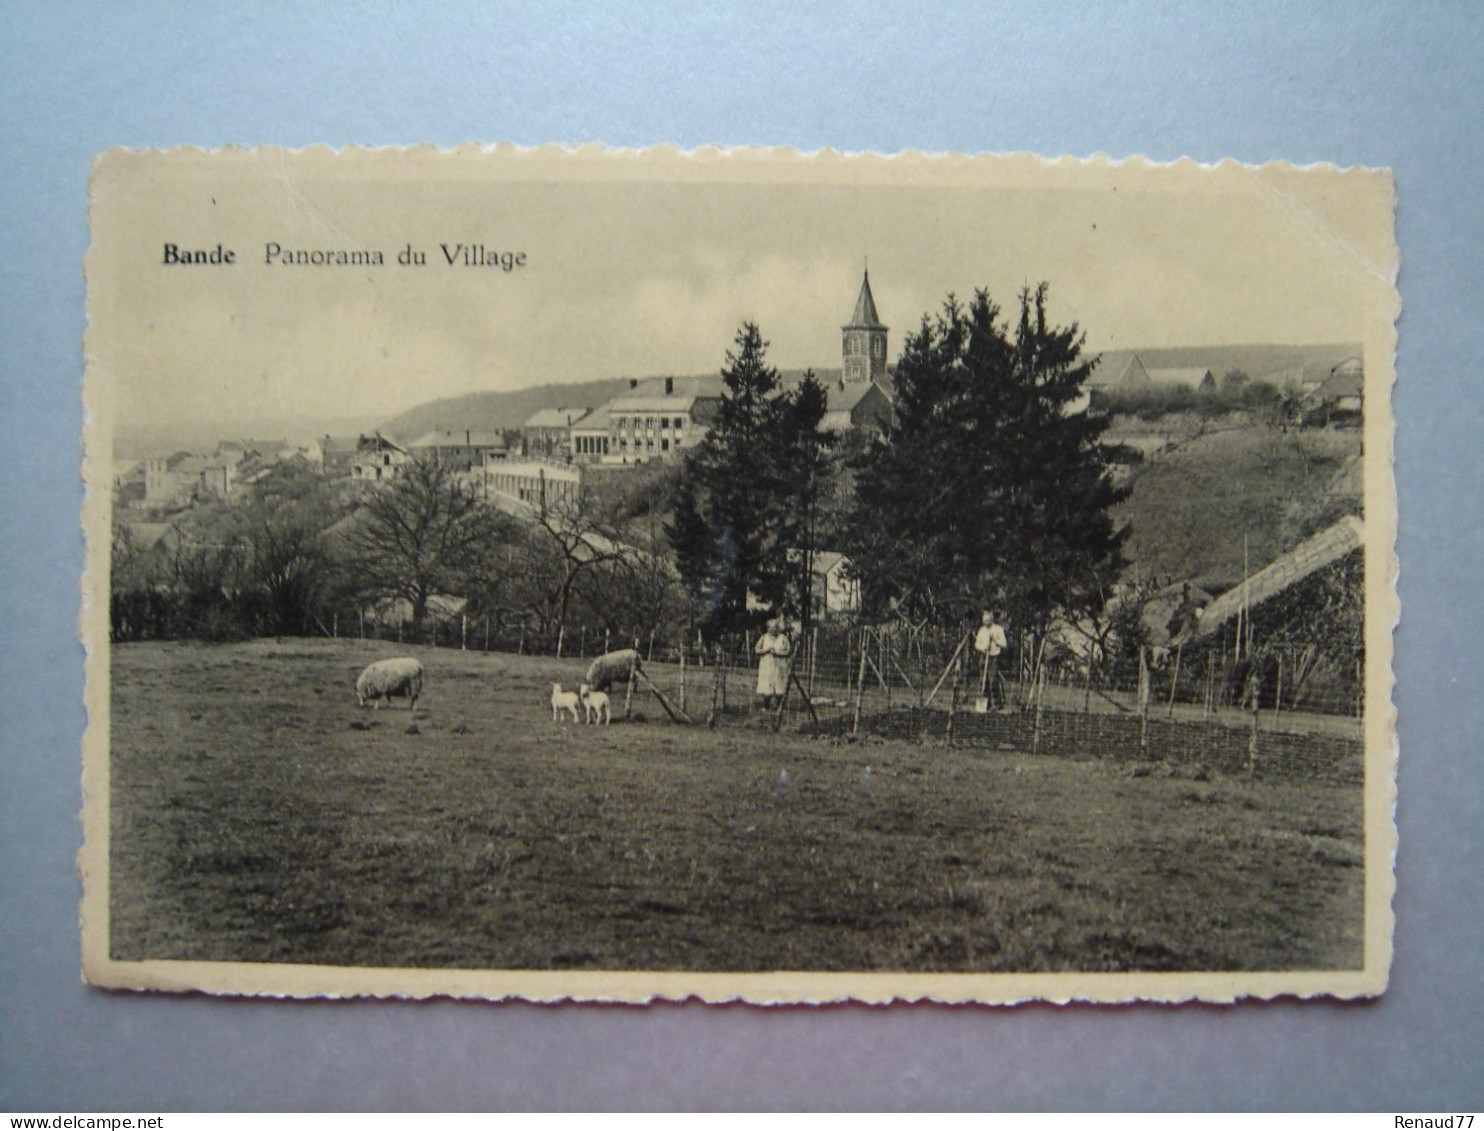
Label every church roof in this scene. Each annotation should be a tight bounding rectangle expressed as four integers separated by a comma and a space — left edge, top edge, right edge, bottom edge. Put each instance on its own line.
843, 270, 886, 330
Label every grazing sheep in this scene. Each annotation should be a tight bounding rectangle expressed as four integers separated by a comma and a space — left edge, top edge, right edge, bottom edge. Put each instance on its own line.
551, 682, 582, 723
356, 657, 424, 713
579, 683, 611, 725
584, 648, 641, 694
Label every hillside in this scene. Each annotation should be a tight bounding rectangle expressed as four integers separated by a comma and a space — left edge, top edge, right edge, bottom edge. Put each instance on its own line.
1113, 424, 1361, 593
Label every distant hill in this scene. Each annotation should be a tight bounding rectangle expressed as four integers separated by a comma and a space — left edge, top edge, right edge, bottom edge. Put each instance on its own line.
1089, 343, 1361, 385
378, 368, 846, 440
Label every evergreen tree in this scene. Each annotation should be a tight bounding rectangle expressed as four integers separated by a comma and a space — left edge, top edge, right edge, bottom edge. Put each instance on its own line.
667, 324, 833, 633
846, 285, 1128, 632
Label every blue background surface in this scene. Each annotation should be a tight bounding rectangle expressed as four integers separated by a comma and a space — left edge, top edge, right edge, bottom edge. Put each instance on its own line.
2, 2, 1480, 1111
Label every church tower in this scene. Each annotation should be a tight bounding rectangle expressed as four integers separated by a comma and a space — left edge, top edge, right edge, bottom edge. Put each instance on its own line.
841, 268, 888, 384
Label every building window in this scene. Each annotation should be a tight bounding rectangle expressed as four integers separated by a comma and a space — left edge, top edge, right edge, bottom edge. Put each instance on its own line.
674, 417, 684, 429
661, 438, 670, 451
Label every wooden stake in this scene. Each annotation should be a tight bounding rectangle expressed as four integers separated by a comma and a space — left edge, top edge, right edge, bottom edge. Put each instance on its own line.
556, 624, 565, 658
1273, 651, 1283, 729
707, 645, 722, 729
637, 668, 693, 724
1247, 671, 1261, 776
851, 628, 869, 735
1167, 643, 1182, 718
679, 648, 687, 714
461, 614, 467, 650
924, 632, 969, 707
624, 656, 637, 720
946, 646, 965, 746
1138, 646, 1151, 758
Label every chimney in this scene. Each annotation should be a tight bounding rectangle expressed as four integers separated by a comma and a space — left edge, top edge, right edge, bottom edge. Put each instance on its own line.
629, 378, 638, 390
664, 377, 674, 396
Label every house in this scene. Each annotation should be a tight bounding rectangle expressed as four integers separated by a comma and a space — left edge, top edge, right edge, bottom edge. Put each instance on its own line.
316, 434, 362, 476
348, 433, 409, 483
143, 452, 208, 507
1085, 354, 1153, 393
820, 378, 893, 435
602, 377, 721, 465
1305, 357, 1363, 424
406, 428, 507, 470
569, 405, 612, 464
811, 551, 861, 617
521, 407, 591, 460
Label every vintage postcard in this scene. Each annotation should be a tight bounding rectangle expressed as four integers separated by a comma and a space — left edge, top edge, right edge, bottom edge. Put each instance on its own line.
82, 146, 1396, 1003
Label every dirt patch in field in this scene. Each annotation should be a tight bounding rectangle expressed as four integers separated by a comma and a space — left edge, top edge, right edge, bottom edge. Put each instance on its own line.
108, 639, 1364, 972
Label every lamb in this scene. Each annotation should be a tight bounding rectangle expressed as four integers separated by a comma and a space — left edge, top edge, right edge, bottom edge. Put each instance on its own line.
550, 682, 582, 723
579, 683, 610, 725
584, 648, 642, 694
356, 657, 424, 713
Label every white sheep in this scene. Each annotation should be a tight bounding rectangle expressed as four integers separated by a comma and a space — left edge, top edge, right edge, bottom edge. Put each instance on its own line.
550, 682, 582, 723
579, 683, 610, 725
584, 648, 642, 694
356, 657, 424, 713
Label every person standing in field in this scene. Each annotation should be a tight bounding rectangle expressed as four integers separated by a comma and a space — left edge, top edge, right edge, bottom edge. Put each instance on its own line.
974, 609, 1008, 710
755, 617, 792, 711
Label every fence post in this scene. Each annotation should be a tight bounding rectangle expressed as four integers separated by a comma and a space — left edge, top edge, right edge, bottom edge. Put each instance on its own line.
946, 641, 965, 746
461, 614, 467, 651
1167, 643, 1182, 718
1273, 651, 1283, 729
604, 628, 611, 655
332, 612, 337, 638
556, 625, 565, 658
580, 626, 586, 658
1032, 657, 1046, 755
397, 618, 403, 645
359, 609, 364, 639
1247, 672, 1261, 776
679, 648, 687, 714
707, 644, 723, 728
808, 626, 818, 697
647, 629, 655, 664
1138, 646, 1151, 758
851, 628, 869, 736
882, 631, 892, 714
624, 656, 637, 720
518, 624, 525, 654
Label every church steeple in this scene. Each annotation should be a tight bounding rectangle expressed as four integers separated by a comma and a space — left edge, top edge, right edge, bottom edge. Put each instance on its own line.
841, 267, 888, 384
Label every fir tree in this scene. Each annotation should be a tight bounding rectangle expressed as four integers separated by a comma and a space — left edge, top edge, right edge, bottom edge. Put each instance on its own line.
667, 324, 833, 633
846, 285, 1128, 631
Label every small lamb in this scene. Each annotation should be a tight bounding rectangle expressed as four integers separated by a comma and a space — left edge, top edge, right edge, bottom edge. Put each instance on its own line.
579, 683, 611, 725
550, 682, 581, 723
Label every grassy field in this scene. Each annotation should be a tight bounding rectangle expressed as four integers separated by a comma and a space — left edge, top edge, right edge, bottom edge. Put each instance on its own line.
109, 638, 1364, 972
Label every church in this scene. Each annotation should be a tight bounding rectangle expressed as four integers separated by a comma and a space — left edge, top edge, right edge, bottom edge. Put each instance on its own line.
824, 267, 894, 432
577, 268, 893, 464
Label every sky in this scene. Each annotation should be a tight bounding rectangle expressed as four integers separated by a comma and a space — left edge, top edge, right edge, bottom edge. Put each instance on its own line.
89, 148, 1396, 436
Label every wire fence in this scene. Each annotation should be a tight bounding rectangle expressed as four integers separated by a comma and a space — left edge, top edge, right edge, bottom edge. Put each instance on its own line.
334, 611, 1364, 782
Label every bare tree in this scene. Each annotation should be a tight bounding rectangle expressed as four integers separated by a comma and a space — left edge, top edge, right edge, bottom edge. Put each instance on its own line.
339, 457, 512, 627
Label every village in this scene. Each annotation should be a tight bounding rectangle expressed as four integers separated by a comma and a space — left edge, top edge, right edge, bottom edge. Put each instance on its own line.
112, 268, 1365, 672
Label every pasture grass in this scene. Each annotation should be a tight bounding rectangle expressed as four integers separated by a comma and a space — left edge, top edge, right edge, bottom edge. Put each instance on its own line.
109, 639, 1364, 972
